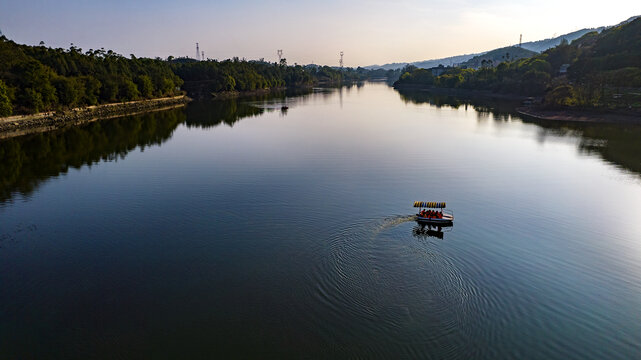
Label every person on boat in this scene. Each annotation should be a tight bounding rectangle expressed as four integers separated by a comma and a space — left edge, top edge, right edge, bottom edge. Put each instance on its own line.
420, 209, 426, 217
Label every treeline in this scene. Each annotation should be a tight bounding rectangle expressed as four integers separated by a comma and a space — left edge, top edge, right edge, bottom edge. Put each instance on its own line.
0, 36, 183, 115
174, 59, 313, 92
0, 34, 387, 116
394, 17, 641, 109
395, 58, 551, 96
172, 58, 374, 97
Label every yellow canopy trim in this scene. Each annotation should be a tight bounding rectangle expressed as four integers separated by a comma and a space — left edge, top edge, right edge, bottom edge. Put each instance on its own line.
413, 201, 446, 208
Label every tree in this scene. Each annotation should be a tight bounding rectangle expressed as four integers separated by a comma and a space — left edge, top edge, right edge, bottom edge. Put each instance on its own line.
53, 76, 82, 107
0, 79, 12, 116
161, 78, 175, 95
15, 60, 57, 109
136, 75, 153, 98
79, 76, 101, 105
545, 85, 577, 107
225, 75, 236, 91
100, 77, 119, 102
21, 88, 44, 113
520, 70, 550, 95
118, 77, 139, 101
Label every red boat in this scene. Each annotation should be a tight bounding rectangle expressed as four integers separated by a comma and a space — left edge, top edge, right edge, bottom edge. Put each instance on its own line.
413, 201, 454, 226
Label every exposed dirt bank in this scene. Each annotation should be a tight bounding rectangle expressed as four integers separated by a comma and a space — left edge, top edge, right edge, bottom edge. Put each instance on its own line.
0, 96, 190, 140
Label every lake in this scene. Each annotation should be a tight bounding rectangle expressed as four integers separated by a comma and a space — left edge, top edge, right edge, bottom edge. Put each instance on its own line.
1, 82, 641, 359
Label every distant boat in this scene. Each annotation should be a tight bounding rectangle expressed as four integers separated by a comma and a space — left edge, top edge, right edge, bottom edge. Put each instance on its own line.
413, 201, 454, 227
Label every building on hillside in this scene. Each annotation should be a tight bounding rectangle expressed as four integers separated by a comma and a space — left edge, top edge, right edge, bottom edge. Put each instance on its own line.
559, 64, 570, 74
430, 65, 446, 76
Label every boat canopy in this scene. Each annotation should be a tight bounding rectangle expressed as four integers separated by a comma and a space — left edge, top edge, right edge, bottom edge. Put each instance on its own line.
413, 201, 446, 208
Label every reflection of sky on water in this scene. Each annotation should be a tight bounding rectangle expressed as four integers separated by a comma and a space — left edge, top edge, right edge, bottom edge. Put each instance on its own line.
1, 82, 641, 358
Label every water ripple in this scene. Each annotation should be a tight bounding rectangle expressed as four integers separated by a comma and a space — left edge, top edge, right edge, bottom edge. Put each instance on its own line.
296, 215, 485, 358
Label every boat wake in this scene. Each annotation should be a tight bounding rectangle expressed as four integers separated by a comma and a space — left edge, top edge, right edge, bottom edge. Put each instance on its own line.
369, 214, 416, 235
295, 214, 480, 358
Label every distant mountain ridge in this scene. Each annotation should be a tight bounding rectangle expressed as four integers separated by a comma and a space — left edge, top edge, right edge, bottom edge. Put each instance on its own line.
519, 28, 603, 53
459, 46, 538, 69
413, 53, 479, 70
393, 16, 641, 110
364, 18, 641, 71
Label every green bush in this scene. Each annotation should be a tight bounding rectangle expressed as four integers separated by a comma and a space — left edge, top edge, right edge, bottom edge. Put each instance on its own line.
545, 85, 577, 107
0, 79, 12, 116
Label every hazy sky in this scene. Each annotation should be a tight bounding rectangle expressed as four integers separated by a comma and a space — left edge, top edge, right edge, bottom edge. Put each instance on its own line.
1, 0, 639, 66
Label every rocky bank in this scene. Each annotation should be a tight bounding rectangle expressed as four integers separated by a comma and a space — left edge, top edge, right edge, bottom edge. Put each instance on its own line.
0, 96, 190, 140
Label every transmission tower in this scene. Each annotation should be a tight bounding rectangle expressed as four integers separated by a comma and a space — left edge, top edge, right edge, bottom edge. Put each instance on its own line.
519, 34, 522, 47
201, 51, 205, 61
196, 43, 200, 61
339, 51, 344, 68
277, 49, 283, 63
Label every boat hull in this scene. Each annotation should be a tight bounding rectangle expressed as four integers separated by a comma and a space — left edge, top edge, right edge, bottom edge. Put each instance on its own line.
415, 215, 453, 227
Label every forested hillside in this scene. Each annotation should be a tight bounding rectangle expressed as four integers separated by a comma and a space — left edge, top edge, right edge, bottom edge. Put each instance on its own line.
0, 36, 183, 115
0, 37, 370, 116
520, 28, 603, 53
394, 18, 641, 109
460, 46, 538, 69
172, 59, 367, 97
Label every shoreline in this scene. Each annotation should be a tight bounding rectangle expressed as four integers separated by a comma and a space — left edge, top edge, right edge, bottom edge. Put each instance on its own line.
392, 84, 529, 102
0, 96, 190, 140
394, 84, 641, 125
210, 87, 289, 100
516, 107, 641, 124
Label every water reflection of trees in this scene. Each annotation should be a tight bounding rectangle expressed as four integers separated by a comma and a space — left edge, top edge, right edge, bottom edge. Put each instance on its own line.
184, 88, 318, 128
0, 109, 186, 203
527, 120, 641, 177
397, 89, 519, 121
397, 89, 641, 178
184, 99, 264, 128
1, 89, 333, 203
0, 90, 331, 203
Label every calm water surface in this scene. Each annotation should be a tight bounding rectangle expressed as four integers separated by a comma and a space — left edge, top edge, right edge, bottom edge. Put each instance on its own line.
2, 83, 641, 359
